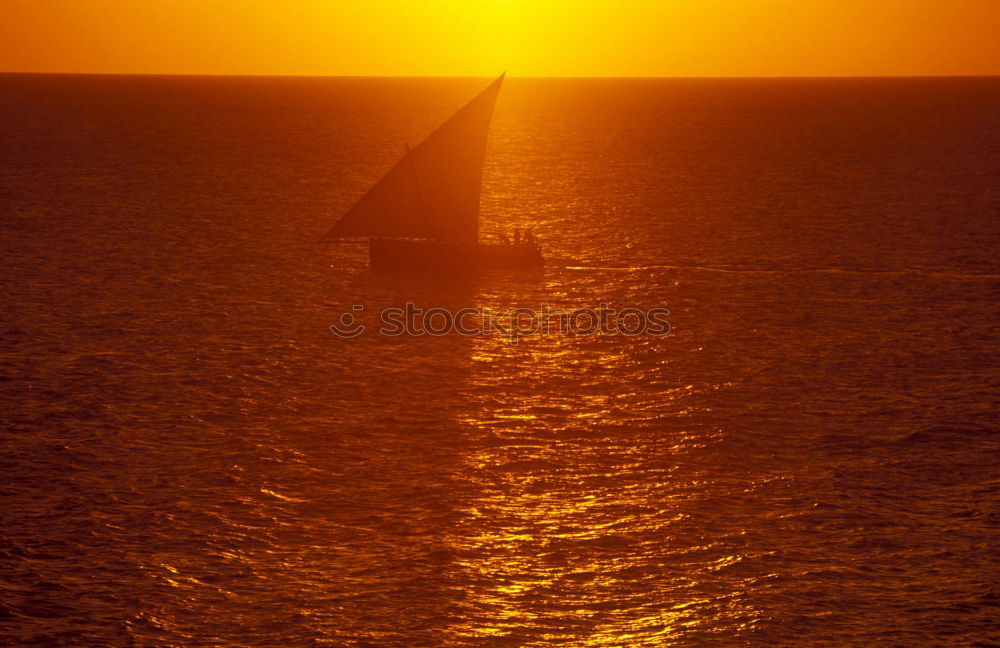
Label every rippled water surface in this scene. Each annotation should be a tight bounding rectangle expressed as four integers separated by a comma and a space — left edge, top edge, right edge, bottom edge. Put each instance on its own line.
1, 75, 999, 646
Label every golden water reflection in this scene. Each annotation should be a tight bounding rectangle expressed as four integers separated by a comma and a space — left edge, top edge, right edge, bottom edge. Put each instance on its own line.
444, 331, 733, 645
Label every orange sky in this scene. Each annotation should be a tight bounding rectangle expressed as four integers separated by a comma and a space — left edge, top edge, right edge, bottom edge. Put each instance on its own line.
1, 0, 998, 77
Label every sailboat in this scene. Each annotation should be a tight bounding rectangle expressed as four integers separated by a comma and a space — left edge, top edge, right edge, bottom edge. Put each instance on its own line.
321, 74, 543, 271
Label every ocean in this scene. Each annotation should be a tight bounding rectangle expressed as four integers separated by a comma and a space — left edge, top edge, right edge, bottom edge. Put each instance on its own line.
1, 74, 998, 646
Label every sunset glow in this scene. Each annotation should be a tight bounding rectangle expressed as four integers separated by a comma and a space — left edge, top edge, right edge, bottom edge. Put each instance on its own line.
2, 0, 999, 77
3, 0, 999, 643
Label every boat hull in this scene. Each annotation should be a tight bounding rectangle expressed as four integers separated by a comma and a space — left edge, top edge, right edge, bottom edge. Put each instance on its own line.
369, 239, 543, 272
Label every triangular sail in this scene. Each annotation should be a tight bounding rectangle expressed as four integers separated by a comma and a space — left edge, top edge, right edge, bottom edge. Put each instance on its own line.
322, 74, 504, 244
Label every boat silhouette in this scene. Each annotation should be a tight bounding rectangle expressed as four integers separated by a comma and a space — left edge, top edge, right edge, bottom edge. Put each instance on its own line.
322, 74, 542, 271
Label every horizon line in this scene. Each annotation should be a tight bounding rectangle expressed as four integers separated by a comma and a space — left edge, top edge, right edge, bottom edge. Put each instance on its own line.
2, 70, 999, 81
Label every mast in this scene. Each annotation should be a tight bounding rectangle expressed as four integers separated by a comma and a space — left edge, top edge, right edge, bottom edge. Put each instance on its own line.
404, 141, 429, 226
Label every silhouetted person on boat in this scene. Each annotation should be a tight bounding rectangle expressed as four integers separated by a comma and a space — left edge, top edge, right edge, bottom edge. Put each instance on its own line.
499, 232, 511, 245
514, 229, 521, 245
525, 229, 535, 246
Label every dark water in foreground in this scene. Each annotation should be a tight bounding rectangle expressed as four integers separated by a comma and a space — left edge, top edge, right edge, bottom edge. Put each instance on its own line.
1, 75, 999, 647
